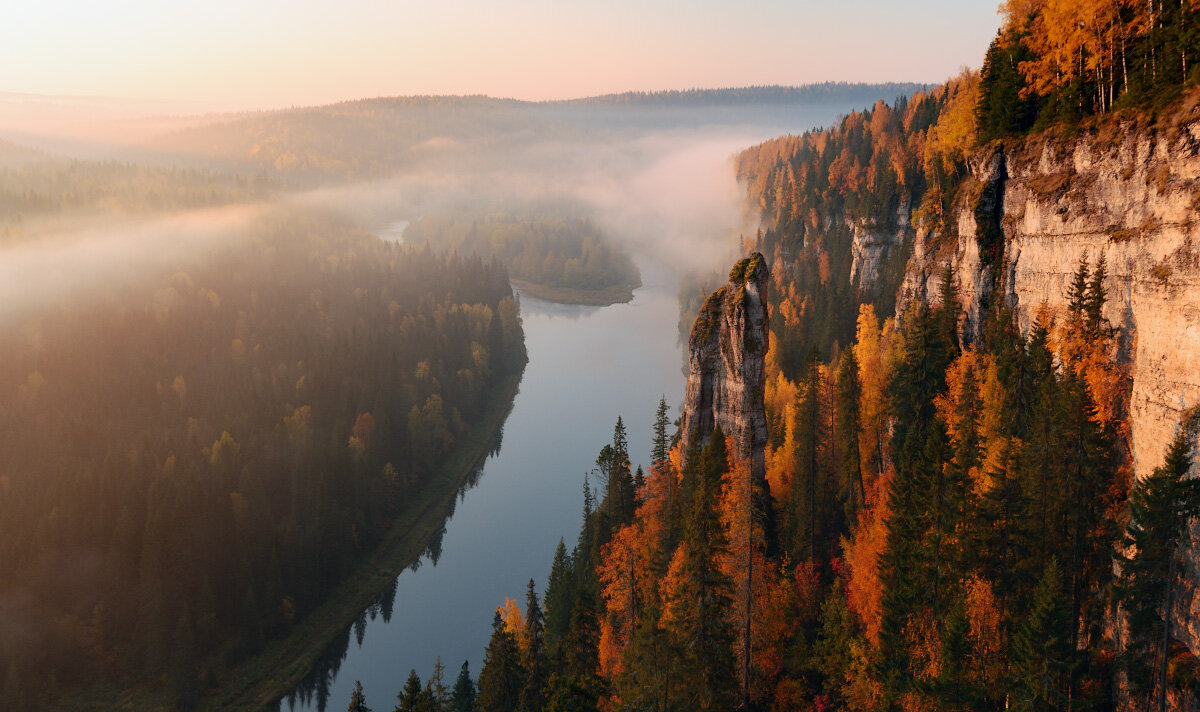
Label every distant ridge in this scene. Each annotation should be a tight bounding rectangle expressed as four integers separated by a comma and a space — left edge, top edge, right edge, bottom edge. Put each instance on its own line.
559, 82, 931, 106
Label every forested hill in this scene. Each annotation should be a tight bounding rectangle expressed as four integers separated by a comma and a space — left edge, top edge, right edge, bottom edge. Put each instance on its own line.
148, 83, 929, 180
0, 211, 526, 709
558, 83, 929, 107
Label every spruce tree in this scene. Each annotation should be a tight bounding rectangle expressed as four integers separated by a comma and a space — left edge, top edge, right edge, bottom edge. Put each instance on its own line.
1118, 413, 1200, 710
519, 580, 547, 712
543, 539, 574, 654
664, 430, 738, 711
834, 348, 864, 520
396, 669, 427, 712
1085, 255, 1108, 337
1009, 560, 1071, 712
477, 612, 524, 712
652, 396, 672, 465
450, 662, 476, 712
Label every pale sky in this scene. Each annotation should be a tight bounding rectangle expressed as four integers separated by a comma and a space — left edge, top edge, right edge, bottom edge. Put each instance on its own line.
2, 0, 1002, 110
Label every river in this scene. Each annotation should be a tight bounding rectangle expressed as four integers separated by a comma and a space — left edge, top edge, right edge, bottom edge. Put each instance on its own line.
280, 257, 686, 711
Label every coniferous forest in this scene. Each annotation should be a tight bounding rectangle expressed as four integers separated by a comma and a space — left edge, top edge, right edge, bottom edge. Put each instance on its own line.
0, 209, 525, 709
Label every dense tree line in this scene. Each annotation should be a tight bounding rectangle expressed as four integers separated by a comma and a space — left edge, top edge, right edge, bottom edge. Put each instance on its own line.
978, 0, 1200, 140
403, 210, 640, 298
0, 156, 275, 233
0, 211, 525, 709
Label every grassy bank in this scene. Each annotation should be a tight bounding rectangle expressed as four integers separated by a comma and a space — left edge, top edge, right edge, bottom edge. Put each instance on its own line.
512, 278, 640, 306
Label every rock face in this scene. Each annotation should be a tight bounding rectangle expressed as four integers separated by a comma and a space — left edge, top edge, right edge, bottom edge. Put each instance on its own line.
680, 253, 769, 481
900, 117, 1200, 674
903, 121, 1200, 479
849, 196, 911, 290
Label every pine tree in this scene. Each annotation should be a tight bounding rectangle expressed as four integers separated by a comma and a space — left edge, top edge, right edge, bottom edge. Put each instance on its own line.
519, 580, 547, 712
478, 612, 524, 712
348, 680, 372, 712
450, 662, 476, 712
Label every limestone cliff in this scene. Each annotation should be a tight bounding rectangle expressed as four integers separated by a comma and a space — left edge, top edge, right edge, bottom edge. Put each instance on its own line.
902, 117, 1200, 480
900, 114, 1200, 673
680, 253, 769, 481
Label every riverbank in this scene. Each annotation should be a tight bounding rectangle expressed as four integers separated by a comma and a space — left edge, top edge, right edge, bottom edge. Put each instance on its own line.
511, 278, 640, 306
202, 369, 523, 710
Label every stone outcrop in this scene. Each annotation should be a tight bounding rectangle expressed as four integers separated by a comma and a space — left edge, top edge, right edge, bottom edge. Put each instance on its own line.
680, 252, 769, 481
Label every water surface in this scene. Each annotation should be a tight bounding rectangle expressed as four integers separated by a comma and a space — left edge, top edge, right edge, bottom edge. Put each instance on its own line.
283, 257, 685, 711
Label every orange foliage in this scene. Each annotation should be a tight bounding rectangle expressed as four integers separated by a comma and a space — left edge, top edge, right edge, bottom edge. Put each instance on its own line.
854, 306, 900, 491
499, 597, 524, 641
717, 443, 794, 698
964, 576, 1006, 690
842, 466, 893, 646
597, 458, 676, 678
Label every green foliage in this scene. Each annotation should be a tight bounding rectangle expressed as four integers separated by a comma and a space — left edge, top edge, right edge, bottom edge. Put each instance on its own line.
976, 33, 1040, 141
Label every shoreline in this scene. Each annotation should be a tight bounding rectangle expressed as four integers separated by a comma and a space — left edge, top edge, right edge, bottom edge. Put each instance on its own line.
510, 278, 640, 306
203, 369, 524, 711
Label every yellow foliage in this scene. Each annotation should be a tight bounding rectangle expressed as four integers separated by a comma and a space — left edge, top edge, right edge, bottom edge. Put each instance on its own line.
923, 69, 980, 178
498, 597, 524, 640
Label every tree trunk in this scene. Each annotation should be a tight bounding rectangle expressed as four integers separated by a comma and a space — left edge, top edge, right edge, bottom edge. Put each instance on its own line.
1158, 551, 1175, 712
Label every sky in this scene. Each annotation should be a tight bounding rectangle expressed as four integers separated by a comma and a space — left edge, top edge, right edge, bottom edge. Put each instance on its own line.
2, 0, 1002, 110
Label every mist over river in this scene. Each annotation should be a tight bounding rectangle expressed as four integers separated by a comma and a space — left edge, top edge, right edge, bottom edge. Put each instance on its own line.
282, 257, 686, 711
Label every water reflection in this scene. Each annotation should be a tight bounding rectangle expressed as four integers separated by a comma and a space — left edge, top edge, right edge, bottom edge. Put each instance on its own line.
280, 256, 685, 711
278, 447, 499, 712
